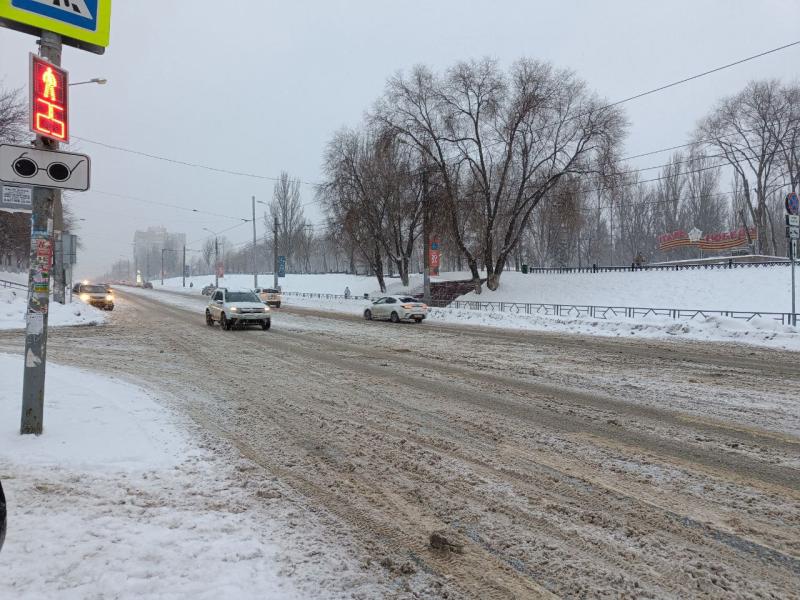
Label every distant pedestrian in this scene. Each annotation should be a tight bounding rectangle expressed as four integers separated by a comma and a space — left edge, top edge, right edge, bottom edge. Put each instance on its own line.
634, 252, 645, 269
344, 286, 351, 299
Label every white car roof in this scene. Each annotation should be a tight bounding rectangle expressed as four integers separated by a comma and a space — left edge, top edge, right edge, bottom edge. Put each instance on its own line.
222, 287, 257, 294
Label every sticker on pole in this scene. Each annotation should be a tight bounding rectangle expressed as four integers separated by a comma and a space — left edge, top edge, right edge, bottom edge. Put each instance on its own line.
0, 0, 111, 54
0, 143, 90, 191
0, 184, 32, 212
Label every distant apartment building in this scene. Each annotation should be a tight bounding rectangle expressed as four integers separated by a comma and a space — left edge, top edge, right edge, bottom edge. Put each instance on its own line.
133, 227, 186, 281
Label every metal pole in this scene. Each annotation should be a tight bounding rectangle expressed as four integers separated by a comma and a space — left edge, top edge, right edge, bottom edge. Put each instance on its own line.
273, 216, 279, 289
792, 240, 797, 327
161, 249, 165, 285
609, 198, 614, 266
21, 31, 62, 435
422, 168, 431, 305
182, 245, 186, 287
214, 236, 219, 288
252, 196, 258, 288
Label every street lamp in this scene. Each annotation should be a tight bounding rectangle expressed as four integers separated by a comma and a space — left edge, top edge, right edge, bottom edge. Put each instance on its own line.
203, 228, 221, 288
69, 77, 107, 87
161, 248, 176, 286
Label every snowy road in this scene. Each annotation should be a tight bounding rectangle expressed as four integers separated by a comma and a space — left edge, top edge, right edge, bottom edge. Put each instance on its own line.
1, 289, 798, 598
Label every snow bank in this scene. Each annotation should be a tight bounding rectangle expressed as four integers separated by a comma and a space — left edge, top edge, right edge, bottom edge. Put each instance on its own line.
457, 267, 794, 313
157, 272, 465, 298
161, 265, 795, 313
430, 306, 800, 351
0, 355, 374, 599
0, 287, 106, 330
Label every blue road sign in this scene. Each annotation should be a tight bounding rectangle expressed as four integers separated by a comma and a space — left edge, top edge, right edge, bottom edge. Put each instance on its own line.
11, 0, 98, 31
278, 255, 286, 278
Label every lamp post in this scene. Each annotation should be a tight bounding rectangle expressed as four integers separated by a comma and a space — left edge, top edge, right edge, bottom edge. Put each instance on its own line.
203, 228, 221, 288
161, 248, 176, 286
68, 77, 107, 86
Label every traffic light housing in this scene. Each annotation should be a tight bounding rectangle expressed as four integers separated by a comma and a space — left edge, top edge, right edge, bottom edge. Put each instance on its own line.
29, 54, 69, 143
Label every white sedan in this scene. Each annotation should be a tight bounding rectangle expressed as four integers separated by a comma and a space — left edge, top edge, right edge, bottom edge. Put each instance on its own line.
364, 296, 429, 323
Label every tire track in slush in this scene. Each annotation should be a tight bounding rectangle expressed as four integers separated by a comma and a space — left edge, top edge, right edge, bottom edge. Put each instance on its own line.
121, 292, 800, 596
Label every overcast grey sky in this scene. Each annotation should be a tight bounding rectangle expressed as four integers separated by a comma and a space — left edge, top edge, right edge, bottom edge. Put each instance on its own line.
1, 0, 799, 276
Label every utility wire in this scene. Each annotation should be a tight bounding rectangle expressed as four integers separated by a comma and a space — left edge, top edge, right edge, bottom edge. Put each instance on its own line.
72, 40, 800, 192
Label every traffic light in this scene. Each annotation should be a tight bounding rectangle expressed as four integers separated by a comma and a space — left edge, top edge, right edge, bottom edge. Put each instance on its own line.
29, 54, 69, 143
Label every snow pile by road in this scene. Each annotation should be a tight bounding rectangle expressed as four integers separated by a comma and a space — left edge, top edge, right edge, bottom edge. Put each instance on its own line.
161, 265, 795, 313
430, 306, 800, 351
0, 287, 106, 330
157, 272, 464, 298
0, 354, 399, 599
457, 266, 794, 313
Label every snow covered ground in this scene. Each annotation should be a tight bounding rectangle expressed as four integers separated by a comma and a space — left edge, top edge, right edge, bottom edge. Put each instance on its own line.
0, 288, 106, 330
160, 264, 795, 313
157, 272, 465, 298
457, 266, 795, 313
0, 354, 408, 599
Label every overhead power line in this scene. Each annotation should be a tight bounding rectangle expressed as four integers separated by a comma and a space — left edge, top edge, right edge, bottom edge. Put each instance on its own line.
72, 135, 320, 187
72, 39, 800, 193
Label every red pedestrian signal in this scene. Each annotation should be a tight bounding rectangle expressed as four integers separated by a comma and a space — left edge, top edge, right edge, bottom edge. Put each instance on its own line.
29, 54, 69, 143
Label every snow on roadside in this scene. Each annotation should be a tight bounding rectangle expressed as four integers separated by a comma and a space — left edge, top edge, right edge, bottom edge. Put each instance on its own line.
429, 306, 800, 351
156, 272, 465, 298
0, 354, 401, 599
0, 288, 106, 330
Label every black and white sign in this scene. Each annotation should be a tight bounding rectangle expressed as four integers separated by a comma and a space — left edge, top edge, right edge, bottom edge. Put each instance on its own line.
0, 143, 90, 191
0, 184, 33, 212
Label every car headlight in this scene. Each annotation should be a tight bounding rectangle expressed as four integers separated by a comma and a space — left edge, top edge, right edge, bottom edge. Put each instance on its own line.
106, 294, 114, 301
79, 293, 89, 301
263, 306, 270, 312
230, 306, 238, 312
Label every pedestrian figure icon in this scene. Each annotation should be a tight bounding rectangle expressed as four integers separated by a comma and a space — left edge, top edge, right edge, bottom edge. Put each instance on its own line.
42, 67, 57, 101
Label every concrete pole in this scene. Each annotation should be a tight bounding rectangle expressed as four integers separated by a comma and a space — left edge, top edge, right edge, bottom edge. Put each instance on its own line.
273, 216, 279, 289
161, 248, 165, 285
214, 236, 219, 288
182, 245, 186, 287
252, 196, 258, 288
21, 31, 62, 435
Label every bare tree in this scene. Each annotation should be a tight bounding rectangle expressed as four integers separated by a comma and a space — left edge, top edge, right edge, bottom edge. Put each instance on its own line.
268, 171, 306, 272
697, 79, 792, 255
374, 58, 625, 291
0, 86, 26, 143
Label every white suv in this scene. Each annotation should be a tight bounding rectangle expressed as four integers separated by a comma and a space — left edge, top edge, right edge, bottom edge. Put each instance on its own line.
206, 288, 271, 331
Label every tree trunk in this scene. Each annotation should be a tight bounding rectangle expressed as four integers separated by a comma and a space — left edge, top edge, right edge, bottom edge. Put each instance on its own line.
373, 246, 386, 293
468, 258, 481, 293
397, 257, 409, 287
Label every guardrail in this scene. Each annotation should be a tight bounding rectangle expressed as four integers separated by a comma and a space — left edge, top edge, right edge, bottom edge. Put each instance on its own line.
0, 278, 27, 291
281, 291, 798, 326
527, 260, 790, 274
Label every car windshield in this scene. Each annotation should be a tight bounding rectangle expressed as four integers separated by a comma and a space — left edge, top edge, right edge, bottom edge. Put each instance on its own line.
83, 285, 108, 293
227, 292, 259, 303
265, 289, 279, 294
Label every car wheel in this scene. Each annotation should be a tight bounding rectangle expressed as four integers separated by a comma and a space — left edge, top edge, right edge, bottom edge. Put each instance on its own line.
220, 313, 230, 331
261, 319, 271, 331
205, 310, 214, 326
390, 311, 400, 323
413, 317, 423, 323
364, 309, 372, 320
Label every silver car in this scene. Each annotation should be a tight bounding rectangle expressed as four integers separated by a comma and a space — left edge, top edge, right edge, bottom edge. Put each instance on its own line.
364, 295, 429, 323
206, 288, 271, 331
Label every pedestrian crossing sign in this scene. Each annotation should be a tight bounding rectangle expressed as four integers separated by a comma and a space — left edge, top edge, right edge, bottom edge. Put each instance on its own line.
0, 0, 111, 54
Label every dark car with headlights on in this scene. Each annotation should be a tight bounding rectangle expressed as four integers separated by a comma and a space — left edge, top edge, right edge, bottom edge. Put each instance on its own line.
78, 283, 115, 311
